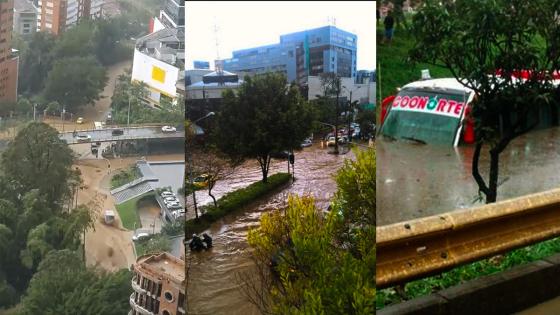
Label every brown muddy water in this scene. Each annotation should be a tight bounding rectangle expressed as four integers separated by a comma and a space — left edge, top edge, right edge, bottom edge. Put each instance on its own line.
186, 144, 354, 315
378, 126, 560, 226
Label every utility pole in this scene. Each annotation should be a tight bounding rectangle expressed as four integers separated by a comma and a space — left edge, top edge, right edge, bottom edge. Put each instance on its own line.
348, 90, 353, 144
127, 95, 131, 132
334, 77, 340, 155
62, 106, 66, 132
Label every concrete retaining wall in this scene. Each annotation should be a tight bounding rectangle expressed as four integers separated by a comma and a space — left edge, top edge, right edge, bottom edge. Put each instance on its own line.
379, 253, 560, 315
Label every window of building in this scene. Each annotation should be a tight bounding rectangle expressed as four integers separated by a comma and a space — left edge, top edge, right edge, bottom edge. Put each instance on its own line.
164, 291, 174, 302
162, 311, 171, 315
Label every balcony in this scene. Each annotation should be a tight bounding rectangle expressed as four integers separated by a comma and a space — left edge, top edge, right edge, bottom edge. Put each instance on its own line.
129, 293, 156, 315
131, 279, 147, 295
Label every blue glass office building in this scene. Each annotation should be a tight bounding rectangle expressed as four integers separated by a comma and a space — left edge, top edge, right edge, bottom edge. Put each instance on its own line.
220, 26, 357, 84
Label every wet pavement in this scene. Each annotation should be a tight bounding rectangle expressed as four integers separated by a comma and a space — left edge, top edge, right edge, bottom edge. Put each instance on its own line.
186, 144, 354, 315
378, 126, 560, 226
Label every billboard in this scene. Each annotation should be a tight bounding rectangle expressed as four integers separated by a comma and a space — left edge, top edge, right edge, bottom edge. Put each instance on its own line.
131, 49, 179, 98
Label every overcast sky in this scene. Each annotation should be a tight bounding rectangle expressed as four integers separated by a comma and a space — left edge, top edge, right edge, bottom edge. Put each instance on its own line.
185, 1, 376, 71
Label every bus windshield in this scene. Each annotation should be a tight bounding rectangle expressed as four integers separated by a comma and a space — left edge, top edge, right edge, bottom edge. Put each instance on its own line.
380, 89, 469, 145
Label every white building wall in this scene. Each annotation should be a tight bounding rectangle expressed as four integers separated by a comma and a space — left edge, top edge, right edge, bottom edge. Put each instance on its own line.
66, 0, 79, 26
131, 49, 180, 104
307, 76, 375, 104
152, 17, 165, 33
90, 0, 103, 18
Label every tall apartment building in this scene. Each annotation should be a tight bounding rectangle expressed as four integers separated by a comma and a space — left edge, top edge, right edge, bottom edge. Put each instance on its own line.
130, 252, 186, 315
160, 0, 184, 29
0, 0, 18, 103
37, 0, 102, 35
78, 0, 102, 20
219, 25, 357, 84
14, 0, 37, 36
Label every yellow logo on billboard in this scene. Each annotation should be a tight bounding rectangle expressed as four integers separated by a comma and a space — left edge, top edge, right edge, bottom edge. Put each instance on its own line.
152, 66, 166, 83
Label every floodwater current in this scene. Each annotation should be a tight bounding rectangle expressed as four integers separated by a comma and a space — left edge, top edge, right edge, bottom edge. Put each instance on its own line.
186, 144, 354, 315
378, 126, 560, 225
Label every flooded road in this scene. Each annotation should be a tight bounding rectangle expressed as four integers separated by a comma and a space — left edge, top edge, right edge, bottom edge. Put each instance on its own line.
378, 126, 560, 226
186, 144, 353, 315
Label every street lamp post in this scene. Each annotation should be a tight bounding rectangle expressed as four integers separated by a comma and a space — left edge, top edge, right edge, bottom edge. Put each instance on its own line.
62, 106, 66, 132
343, 85, 362, 144
187, 112, 215, 218
127, 94, 131, 132
334, 79, 341, 155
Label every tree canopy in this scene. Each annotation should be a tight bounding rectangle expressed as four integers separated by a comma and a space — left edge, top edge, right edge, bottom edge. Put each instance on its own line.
410, 0, 560, 202
0, 123, 94, 309
43, 56, 107, 112
246, 148, 375, 314
2, 122, 75, 207
20, 250, 132, 315
213, 72, 313, 182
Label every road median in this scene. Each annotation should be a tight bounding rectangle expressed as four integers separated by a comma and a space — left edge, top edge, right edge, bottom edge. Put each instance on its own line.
186, 173, 292, 235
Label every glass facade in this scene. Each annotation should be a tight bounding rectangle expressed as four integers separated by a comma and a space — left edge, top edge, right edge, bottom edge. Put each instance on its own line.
221, 26, 357, 84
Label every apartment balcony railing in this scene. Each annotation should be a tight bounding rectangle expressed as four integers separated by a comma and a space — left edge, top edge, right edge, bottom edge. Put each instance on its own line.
129, 293, 156, 315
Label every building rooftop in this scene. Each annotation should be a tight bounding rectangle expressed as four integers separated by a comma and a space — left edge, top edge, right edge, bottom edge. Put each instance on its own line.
14, 0, 37, 13
136, 28, 185, 67
136, 252, 185, 285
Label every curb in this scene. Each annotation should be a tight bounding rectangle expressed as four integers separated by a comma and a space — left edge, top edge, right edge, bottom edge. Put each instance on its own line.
379, 253, 560, 315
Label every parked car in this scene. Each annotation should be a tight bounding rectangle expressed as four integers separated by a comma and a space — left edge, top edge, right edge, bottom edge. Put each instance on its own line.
164, 196, 178, 202
301, 138, 313, 147
76, 117, 84, 124
111, 129, 124, 136
172, 211, 185, 219
167, 203, 182, 209
75, 134, 91, 143
161, 126, 177, 133
161, 191, 174, 198
132, 232, 150, 241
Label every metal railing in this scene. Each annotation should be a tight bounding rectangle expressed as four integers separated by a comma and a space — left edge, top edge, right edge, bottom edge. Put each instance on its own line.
376, 187, 560, 289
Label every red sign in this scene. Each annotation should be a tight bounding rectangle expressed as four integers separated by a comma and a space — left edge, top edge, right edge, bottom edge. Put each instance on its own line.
392, 95, 465, 118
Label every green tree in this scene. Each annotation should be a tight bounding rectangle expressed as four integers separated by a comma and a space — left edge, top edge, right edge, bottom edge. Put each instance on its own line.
410, 0, 560, 203
136, 234, 171, 256
2, 122, 75, 207
245, 148, 375, 314
214, 72, 313, 182
43, 56, 107, 112
356, 108, 375, 140
93, 18, 131, 65
20, 250, 131, 315
246, 197, 375, 315
52, 21, 96, 60
319, 72, 343, 154
45, 101, 61, 116
18, 32, 57, 94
